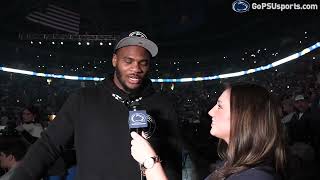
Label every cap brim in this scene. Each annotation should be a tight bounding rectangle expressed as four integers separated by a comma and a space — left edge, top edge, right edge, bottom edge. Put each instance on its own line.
115, 36, 158, 57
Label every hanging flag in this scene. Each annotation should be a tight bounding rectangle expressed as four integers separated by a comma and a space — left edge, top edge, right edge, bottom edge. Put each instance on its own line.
26, 4, 80, 34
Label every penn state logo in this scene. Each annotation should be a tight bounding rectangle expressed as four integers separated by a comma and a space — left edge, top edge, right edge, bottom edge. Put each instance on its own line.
232, 0, 250, 13
131, 113, 146, 123
129, 31, 148, 39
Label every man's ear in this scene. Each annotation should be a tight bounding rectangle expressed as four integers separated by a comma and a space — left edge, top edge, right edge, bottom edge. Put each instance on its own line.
112, 54, 117, 68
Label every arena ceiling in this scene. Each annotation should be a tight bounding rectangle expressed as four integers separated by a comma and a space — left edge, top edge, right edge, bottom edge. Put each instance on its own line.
0, 0, 319, 64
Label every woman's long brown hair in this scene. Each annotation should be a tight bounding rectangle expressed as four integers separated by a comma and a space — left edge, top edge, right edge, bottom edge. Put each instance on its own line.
211, 83, 286, 179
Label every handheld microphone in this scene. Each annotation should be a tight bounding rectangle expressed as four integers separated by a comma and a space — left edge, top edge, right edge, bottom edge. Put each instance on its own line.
128, 101, 148, 135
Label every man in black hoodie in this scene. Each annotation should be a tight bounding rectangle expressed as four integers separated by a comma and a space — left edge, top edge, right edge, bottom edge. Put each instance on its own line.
10, 31, 181, 180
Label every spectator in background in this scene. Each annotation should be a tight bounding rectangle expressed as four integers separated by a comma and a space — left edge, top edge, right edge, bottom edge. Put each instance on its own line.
286, 95, 316, 145
0, 137, 28, 180
15, 106, 44, 143
285, 94, 319, 179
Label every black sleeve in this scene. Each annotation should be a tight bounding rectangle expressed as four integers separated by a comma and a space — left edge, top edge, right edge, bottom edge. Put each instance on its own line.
20, 130, 38, 144
228, 168, 277, 180
10, 91, 80, 180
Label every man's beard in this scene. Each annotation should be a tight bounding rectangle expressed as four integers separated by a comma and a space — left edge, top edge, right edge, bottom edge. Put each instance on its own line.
115, 67, 143, 94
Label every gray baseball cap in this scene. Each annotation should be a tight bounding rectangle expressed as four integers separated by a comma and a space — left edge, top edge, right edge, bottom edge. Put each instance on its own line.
114, 31, 158, 57
294, 95, 305, 101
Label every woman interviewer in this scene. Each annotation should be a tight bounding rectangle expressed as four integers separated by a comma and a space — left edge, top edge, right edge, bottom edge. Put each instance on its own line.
131, 83, 286, 180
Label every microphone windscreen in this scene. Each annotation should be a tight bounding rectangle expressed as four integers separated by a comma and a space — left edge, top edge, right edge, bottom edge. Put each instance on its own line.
128, 110, 148, 129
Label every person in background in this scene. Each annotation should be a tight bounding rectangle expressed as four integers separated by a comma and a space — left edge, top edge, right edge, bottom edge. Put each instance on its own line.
0, 137, 28, 180
16, 106, 44, 143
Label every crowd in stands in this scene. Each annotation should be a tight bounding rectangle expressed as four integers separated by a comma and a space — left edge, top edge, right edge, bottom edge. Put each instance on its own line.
0, 57, 318, 179
0, 32, 319, 179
